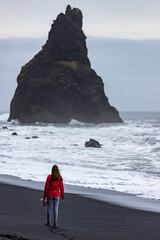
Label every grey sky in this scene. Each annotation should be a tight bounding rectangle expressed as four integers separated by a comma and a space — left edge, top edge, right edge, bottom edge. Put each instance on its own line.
0, 0, 160, 39
0, 1, 160, 112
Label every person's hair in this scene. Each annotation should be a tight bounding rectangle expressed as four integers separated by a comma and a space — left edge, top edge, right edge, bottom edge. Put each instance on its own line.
51, 165, 62, 181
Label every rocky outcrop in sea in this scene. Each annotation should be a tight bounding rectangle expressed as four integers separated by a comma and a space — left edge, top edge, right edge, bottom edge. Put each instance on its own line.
8, 5, 123, 124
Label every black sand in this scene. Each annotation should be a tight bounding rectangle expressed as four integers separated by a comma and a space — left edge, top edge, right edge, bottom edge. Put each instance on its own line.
0, 182, 160, 240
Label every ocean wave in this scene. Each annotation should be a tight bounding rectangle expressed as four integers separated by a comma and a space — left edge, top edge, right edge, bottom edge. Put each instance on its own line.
9, 119, 20, 125
69, 119, 87, 126
0, 154, 11, 159
0, 113, 9, 122
140, 137, 158, 146
152, 147, 160, 152
0, 111, 160, 200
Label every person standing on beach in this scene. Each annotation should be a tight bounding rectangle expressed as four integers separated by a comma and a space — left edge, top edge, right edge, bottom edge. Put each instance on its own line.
43, 165, 64, 228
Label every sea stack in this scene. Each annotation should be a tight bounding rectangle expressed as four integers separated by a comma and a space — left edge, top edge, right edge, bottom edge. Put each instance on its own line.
8, 5, 123, 123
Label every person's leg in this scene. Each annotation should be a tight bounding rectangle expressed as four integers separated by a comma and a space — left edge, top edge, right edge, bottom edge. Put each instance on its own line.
53, 197, 59, 227
46, 196, 53, 225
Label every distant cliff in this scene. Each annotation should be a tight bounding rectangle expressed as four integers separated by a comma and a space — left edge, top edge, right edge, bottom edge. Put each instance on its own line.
8, 5, 123, 123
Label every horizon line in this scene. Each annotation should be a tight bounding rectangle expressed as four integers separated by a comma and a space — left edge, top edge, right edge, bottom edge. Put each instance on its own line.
0, 35, 160, 41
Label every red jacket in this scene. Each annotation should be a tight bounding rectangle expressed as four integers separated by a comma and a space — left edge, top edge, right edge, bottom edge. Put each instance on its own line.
43, 175, 64, 200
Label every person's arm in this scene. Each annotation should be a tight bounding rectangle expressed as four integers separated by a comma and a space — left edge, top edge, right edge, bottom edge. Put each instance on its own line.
59, 178, 64, 200
43, 175, 50, 201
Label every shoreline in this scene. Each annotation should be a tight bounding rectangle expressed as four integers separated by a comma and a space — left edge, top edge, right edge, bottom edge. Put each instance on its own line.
0, 174, 160, 214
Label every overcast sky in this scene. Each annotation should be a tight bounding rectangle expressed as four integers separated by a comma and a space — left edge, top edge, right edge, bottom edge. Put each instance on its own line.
0, 0, 160, 111
0, 0, 160, 39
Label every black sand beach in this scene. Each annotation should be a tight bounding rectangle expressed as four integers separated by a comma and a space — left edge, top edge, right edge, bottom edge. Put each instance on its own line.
0, 182, 160, 240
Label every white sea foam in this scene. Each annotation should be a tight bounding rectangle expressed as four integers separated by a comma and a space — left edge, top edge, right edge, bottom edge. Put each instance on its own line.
0, 112, 160, 199
69, 119, 86, 125
0, 113, 9, 122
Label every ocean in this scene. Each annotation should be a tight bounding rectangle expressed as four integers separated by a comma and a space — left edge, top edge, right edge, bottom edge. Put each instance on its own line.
0, 111, 160, 200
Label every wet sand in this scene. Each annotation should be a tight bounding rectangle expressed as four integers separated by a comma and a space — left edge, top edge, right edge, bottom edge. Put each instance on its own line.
0, 182, 160, 240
